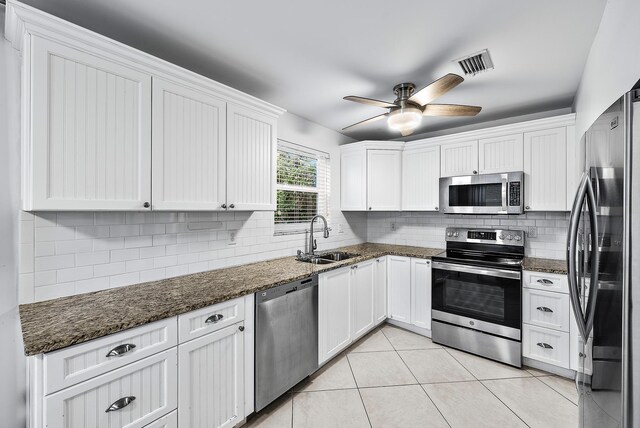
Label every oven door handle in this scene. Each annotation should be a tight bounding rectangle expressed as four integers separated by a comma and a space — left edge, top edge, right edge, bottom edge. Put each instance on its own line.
431, 261, 521, 280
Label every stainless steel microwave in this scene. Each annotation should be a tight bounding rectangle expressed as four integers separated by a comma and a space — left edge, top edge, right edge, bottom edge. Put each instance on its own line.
439, 171, 524, 214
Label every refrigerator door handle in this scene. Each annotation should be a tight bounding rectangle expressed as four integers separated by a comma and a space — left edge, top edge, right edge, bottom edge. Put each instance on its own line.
583, 173, 600, 338
567, 172, 590, 340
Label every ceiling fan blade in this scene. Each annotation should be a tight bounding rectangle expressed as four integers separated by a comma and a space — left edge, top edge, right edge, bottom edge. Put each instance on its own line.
342, 113, 388, 131
422, 104, 482, 117
408, 74, 464, 106
343, 96, 397, 109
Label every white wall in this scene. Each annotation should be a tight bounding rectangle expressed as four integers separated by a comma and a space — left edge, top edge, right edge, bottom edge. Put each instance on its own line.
368, 211, 569, 260
574, 0, 640, 137
19, 112, 366, 303
0, 6, 27, 428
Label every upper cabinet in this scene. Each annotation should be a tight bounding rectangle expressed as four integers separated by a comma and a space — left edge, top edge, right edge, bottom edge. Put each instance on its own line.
10, 4, 284, 211
152, 78, 227, 211
440, 140, 478, 177
402, 146, 440, 211
478, 133, 524, 174
340, 141, 404, 211
27, 36, 152, 211
523, 127, 567, 212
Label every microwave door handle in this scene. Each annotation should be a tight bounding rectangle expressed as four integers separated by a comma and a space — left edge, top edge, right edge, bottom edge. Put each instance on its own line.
502, 177, 508, 212
567, 172, 590, 340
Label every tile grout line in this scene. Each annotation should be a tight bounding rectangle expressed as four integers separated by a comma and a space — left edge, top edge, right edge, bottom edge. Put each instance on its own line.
443, 347, 532, 428
532, 374, 579, 407
344, 352, 373, 428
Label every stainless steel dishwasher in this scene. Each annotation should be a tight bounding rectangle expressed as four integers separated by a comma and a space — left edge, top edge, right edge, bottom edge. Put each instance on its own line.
255, 275, 318, 411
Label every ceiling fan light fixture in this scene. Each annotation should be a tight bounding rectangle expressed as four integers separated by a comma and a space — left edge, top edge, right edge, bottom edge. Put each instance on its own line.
387, 107, 422, 134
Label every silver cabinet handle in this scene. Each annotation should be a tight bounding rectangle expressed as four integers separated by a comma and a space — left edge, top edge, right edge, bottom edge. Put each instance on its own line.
239, 325, 245, 332
473, 170, 478, 174
579, 352, 587, 358
536, 306, 553, 313
221, 203, 227, 209
537, 279, 554, 285
106, 343, 136, 358
368, 207, 372, 210
525, 205, 530, 210
229, 204, 235, 209
350, 265, 358, 270
105, 396, 136, 412
205, 314, 224, 324
536, 342, 554, 349
143, 202, 150, 208
435, 206, 438, 210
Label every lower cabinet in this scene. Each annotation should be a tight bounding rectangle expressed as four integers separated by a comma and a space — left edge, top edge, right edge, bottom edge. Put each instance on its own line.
373, 257, 387, 324
318, 259, 383, 365
388, 256, 432, 331
44, 349, 178, 428
178, 323, 245, 428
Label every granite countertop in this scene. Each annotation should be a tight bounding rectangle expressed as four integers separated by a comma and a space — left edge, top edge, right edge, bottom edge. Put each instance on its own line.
522, 257, 568, 275
19, 243, 443, 356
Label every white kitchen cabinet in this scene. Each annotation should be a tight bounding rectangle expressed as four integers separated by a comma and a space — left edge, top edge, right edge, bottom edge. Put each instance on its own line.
27, 35, 152, 211
226, 104, 278, 211
318, 267, 352, 364
522, 324, 570, 368
524, 127, 567, 211
411, 258, 432, 330
478, 133, 524, 174
145, 411, 177, 428
351, 260, 375, 340
367, 150, 402, 211
523, 288, 570, 332
387, 256, 411, 323
373, 257, 388, 324
45, 349, 177, 428
178, 323, 245, 428
440, 140, 479, 177
402, 146, 440, 211
340, 148, 368, 211
152, 78, 227, 211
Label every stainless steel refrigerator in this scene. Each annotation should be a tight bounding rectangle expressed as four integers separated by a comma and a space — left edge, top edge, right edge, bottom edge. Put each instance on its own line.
568, 89, 640, 427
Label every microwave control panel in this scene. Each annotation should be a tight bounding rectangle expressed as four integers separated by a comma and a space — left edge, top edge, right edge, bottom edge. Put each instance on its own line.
509, 182, 521, 206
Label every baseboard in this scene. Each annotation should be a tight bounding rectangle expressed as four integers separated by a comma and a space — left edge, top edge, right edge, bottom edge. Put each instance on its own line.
523, 357, 576, 379
385, 319, 431, 338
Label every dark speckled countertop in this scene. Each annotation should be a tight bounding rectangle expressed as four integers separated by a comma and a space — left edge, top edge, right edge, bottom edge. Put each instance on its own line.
19, 243, 443, 356
19, 242, 566, 356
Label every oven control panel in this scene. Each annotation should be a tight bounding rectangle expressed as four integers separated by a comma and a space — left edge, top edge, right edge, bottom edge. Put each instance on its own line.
445, 228, 524, 246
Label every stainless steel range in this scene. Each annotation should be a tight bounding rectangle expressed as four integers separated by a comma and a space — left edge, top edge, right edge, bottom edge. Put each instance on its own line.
431, 227, 524, 367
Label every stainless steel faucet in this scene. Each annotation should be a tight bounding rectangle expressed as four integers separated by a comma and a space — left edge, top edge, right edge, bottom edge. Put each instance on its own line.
307, 215, 330, 255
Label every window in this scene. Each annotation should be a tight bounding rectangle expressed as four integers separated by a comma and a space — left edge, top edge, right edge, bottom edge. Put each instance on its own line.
275, 140, 330, 233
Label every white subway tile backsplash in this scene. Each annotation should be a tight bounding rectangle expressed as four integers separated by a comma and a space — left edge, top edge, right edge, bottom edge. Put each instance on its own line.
139, 245, 166, 259
36, 227, 75, 242
94, 262, 126, 277
35, 254, 74, 271
110, 272, 140, 288
56, 266, 93, 283
55, 239, 93, 255
34, 213, 57, 228
153, 255, 178, 268
76, 225, 110, 239
140, 224, 166, 235
153, 234, 177, 246
94, 212, 126, 225
139, 268, 166, 282
124, 235, 153, 248
76, 251, 110, 266
111, 248, 140, 262
110, 224, 140, 237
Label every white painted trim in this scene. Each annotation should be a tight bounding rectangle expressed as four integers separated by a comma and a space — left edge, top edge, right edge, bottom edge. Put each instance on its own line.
5, 0, 285, 117
385, 319, 432, 338
340, 140, 405, 152
522, 357, 575, 379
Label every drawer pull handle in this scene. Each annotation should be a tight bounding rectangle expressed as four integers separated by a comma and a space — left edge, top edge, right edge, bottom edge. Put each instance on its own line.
579, 352, 587, 358
536, 306, 553, 313
105, 396, 136, 412
537, 279, 554, 285
205, 314, 224, 324
536, 342, 554, 349
106, 343, 136, 358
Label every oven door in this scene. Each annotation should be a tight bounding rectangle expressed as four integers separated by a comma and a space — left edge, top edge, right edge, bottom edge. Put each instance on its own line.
431, 261, 521, 340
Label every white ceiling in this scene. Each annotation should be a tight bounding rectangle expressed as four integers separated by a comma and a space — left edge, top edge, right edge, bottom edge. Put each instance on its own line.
21, 0, 607, 140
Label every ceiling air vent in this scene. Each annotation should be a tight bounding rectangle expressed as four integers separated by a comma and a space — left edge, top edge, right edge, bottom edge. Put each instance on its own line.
455, 49, 494, 76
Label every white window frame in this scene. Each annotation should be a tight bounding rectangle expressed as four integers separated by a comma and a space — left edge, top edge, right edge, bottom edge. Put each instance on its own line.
274, 140, 330, 235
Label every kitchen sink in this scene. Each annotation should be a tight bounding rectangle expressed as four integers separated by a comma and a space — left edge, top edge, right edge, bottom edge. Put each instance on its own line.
316, 252, 359, 261
306, 257, 335, 265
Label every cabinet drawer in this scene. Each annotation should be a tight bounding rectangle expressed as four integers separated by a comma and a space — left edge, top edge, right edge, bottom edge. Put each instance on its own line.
178, 297, 245, 343
45, 349, 178, 428
522, 324, 569, 368
523, 270, 568, 294
44, 318, 177, 394
523, 288, 570, 332
144, 410, 177, 428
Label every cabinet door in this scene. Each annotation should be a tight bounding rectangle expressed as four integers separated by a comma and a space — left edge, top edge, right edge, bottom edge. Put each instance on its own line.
387, 256, 411, 323
152, 78, 227, 210
340, 149, 367, 211
318, 267, 352, 365
402, 146, 440, 211
226, 104, 277, 211
478, 133, 524, 174
178, 323, 244, 428
524, 127, 567, 211
29, 36, 152, 210
440, 140, 478, 177
411, 258, 432, 330
373, 257, 387, 325
367, 150, 402, 211
523, 288, 570, 332
351, 260, 375, 340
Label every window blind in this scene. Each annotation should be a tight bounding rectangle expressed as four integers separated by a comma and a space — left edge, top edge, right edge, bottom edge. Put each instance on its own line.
275, 140, 330, 233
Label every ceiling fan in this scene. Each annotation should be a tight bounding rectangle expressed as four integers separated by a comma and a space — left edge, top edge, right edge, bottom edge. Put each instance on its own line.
342, 73, 481, 136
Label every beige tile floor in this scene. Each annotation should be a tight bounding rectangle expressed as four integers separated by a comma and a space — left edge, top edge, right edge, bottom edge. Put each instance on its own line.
244, 323, 578, 428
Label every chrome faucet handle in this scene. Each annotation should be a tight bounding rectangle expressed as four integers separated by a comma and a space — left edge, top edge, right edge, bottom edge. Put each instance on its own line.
312, 239, 317, 250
